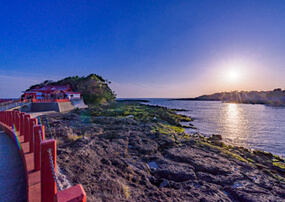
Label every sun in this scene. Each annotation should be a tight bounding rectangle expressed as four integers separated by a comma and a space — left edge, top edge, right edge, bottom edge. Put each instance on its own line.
226, 69, 241, 82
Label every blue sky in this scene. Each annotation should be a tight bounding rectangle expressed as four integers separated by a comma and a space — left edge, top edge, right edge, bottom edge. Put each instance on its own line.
0, 0, 285, 98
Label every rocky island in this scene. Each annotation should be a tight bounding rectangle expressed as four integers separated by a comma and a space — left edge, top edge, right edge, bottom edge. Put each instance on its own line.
28, 74, 285, 201
173, 89, 285, 107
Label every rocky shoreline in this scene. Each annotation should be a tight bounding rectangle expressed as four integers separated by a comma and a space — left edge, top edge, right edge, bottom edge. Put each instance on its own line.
40, 102, 285, 201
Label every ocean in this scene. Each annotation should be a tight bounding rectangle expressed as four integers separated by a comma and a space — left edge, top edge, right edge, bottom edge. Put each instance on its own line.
143, 99, 285, 157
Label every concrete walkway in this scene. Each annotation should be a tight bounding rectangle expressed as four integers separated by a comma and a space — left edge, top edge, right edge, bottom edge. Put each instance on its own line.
0, 130, 26, 201
28, 110, 58, 118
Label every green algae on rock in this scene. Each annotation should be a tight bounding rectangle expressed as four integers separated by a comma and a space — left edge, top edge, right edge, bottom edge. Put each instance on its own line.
39, 102, 285, 201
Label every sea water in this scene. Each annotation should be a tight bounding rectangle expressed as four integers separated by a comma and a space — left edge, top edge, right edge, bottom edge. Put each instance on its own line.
145, 99, 285, 157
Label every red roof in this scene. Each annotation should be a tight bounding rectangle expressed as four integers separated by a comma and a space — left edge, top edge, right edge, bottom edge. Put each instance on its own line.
29, 86, 71, 93
66, 92, 81, 94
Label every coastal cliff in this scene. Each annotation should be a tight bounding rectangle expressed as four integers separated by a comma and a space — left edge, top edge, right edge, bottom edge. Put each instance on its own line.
40, 102, 285, 201
174, 88, 285, 107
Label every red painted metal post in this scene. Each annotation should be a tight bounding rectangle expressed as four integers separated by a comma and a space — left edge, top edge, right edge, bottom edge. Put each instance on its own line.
0, 111, 3, 123
15, 112, 20, 134
41, 139, 57, 202
13, 111, 19, 127
2, 111, 4, 123
7, 111, 10, 126
55, 184, 87, 202
21, 112, 26, 136
11, 111, 14, 127
6, 111, 9, 126
10, 111, 14, 127
11, 112, 14, 127
24, 115, 31, 142
4, 111, 8, 125
8, 111, 13, 127
12, 111, 17, 126
6, 111, 9, 125
19, 112, 26, 136
34, 125, 45, 171
29, 118, 38, 153
3, 111, 5, 123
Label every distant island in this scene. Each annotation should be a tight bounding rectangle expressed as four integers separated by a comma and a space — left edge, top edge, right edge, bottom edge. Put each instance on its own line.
172, 88, 285, 107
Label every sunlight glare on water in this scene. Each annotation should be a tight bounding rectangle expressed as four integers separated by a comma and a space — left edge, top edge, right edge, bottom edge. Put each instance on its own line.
146, 99, 285, 157
220, 103, 249, 146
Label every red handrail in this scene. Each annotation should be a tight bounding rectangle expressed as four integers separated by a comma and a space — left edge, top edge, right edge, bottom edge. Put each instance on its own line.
0, 111, 87, 201
31, 99, 69, 103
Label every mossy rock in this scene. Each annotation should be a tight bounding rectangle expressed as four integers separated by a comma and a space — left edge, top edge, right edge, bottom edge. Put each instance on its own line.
273, 161, 285, 172
253, 150, 273, 159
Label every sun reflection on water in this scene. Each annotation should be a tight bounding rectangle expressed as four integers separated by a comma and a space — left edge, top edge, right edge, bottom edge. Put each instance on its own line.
222, 103, 249, 146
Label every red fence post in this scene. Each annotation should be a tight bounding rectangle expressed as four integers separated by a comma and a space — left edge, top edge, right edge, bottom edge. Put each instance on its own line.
41, 139, 57, 202
2, 111, 5, 123
9, 111, 13, 127
4, 111, 8, 125
7, 111, 10, 126
5, 111, 8, 124
29, 118, 38, 153
34, 125, 45, 171
3, 111, 5, 123
19, 112, 26, 136
10, 111, 14, 127
55, 184, 87, 202
6, 111, 9, 126
12, 111, 17, 126
11, 111, 14, 127
0, 111, 3, 123
24, 115, 31, 142
15, 112, 20, 133
7, 111, 11, 126
0, 111, 4, 123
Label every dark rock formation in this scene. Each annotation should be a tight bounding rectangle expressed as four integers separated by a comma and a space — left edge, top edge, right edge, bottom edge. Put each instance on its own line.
40, 104, 285, 201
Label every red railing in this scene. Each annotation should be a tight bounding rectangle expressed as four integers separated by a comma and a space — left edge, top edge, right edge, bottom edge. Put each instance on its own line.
54, 99, 69, 102
0, 98, 69, 105
0, 99, 21, 107
0, 98, 19, 103
32, 99, 69, 103
0, 111, 86, 202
